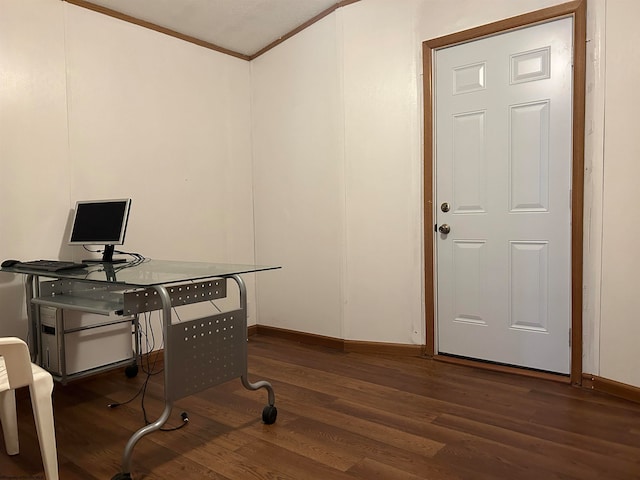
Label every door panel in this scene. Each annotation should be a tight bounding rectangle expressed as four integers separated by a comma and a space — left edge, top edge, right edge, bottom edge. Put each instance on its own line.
510, 101, 549, 211
452, 111, 486, 213
435, 18, 573, 374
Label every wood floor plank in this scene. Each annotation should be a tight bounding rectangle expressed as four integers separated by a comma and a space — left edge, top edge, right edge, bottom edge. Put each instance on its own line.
347, 456, 460, 480
3, 334, 640, 479
437, 397, 640, 465
280, 395, 444, 457
433, 412, 636, 480
235, 438, 359, 480
246, 353, 562, 422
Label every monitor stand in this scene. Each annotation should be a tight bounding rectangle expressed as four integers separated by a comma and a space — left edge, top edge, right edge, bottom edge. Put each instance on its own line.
82, 245, 127, 264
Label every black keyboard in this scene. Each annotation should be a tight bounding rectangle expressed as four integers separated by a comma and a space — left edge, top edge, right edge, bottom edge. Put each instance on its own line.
16, 260, 89, 272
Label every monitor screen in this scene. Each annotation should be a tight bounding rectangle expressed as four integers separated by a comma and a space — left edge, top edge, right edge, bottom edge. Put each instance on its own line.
69, 199, 131, 263
69, 199, 131, 245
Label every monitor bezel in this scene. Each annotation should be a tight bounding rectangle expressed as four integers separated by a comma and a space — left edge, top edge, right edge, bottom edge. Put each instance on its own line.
68, 198, 132, 246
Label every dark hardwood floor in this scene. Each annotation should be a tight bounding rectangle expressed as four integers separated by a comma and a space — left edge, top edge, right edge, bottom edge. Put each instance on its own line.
4, 335, 640, 479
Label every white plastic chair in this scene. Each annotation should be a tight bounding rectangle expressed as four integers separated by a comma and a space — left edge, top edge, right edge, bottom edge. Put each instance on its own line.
0, 337, 58, 480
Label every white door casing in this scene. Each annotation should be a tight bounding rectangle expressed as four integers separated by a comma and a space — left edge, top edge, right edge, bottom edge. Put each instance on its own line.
434, 18, 573, 374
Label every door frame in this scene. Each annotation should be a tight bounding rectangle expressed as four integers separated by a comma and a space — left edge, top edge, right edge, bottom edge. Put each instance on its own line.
422, 0, 586, 385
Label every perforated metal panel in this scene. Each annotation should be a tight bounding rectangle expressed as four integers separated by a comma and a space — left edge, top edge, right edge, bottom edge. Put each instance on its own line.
40, 279, 125, 303
122, 280, 226, 315
166, 309, 245, 401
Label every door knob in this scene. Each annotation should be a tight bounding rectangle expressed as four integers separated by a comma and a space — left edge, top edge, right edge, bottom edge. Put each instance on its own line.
438, 224, 451, 234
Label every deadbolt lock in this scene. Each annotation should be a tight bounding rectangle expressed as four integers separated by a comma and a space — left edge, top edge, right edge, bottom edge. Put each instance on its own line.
440, 202, 450, 213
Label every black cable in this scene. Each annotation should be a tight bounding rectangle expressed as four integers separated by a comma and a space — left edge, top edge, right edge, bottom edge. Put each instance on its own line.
107, 317, 159, 408
109, 310, 188, 431
107, 312, 159, 409
81, 246, 148, 272
108, 354, 187, 431
107, 379, 146, 408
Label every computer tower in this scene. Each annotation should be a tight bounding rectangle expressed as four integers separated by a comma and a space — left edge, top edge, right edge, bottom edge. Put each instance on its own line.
39, 305, 134, 376
40, 306, 62, 374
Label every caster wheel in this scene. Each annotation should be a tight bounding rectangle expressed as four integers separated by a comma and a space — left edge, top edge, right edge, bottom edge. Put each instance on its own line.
125, 363, 139, 378
262, 405, 277, 425
111, 473, 132, 480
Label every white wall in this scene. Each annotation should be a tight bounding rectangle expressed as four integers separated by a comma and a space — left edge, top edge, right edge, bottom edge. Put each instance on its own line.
63, 6, 254, 268
599, 0, 640, 387
0, 1, 257, 341
414, 0, 567, 39
251, 17, 345, 338
0, 0, 70, 337
582, 0, 607, 384
340, 2, 423, 344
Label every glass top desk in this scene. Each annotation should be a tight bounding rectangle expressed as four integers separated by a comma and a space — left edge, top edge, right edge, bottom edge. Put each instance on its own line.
2, 258, 278, 285
1, 259, 280, 480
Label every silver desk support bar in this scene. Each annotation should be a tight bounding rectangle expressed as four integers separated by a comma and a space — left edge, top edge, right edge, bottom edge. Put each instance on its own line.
117, 275, 276, 477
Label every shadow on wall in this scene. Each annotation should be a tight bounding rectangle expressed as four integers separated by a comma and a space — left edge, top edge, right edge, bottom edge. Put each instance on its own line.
58, 208, 76, 261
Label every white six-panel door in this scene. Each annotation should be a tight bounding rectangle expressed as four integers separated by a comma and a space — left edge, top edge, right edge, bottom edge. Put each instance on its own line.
435, 18, 573, 374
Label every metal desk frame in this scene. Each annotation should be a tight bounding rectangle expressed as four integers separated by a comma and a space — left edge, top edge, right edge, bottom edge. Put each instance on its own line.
26, 274, 141, 384
2, 260, 279, 480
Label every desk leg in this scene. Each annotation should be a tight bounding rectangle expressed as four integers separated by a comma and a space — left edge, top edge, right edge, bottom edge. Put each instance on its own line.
230, 274, 278, 424
112, 286, 173, 480
25, 274, 38, 362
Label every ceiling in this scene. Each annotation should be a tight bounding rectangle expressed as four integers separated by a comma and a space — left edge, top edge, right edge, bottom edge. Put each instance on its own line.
69, 0, 350, 59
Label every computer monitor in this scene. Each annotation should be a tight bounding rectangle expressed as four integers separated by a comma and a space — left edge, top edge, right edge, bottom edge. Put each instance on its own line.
68, 199, 132, 263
